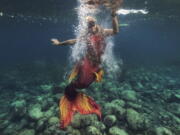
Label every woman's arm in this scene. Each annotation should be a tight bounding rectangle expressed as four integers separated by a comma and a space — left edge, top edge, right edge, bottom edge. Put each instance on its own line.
103, 10, 119, 36
103, 0, 123, 36
51, 38, 77, 46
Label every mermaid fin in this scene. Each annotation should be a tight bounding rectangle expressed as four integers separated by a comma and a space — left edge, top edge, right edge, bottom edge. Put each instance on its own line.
94, 69, 104, 82
59, 96, 74, 129
75, 93, 101, 117
59, 92, 101, 129
68, 66, 79, 83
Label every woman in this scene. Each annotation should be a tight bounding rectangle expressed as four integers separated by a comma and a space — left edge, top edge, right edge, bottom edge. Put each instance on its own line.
51, 0, 122, 129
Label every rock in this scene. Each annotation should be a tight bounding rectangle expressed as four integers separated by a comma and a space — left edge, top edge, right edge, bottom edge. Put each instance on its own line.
11, 99, 26, 117
104, 115, 117, 127
155, 127, 173, 135
19, 129, 35, 135
67, 128, 81, 135
104, 102, 126, 120
40, 100, 49, 110
121, 90, 137, 102
126, 108, 146, 130
53, 93, 62, 102
18, 119, 28, 129
86, 126, 102, 135
93, 121, 106, 131
111, 99, 125, 107
40, 84, 53, 92
52, 86, 62, 94
48, 117, 59, 125
168, 103, 180, 117
29, 122, 36, 128
41, 98, 55, 110
71, 113, 84, 128
44, 110, 54, 118
119, 83, 132, 91
59, 82, 67, 89
3, 124, 18, 134
36, 96, 43, 102
0, 120, 9, 129
36, 118, 46, 131
104, 82, 113, 90
171, 114, 180, 124
136, 82, 144, 89
43, 122, 66, 135
127, 102, 142, 110
0, 113, 7, 119
109, 127, 128, 135
168, 93, 180, 103
28, 104, 43, 120
71, 113, 97, 128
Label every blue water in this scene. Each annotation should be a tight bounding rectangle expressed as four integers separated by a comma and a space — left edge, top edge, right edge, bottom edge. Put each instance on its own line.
0, 14, 180, 66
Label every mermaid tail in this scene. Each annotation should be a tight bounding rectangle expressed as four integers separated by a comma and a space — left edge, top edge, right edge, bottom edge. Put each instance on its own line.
60, 57, 103, 129
59, 95, 74, 129
68, 65, 79, 83
59, 92, 101, 129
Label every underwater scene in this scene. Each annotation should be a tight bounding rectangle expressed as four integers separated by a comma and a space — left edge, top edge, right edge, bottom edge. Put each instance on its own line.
0, 0, 180, 135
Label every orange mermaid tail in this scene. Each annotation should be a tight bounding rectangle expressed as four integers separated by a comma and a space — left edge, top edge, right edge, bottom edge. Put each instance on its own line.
59, 92, 101, 129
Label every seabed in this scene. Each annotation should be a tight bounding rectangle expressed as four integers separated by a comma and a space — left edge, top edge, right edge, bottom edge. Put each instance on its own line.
0, 61, 180, 135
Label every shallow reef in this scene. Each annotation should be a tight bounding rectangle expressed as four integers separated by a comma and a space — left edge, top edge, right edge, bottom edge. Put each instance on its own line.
0, 63, 180, 135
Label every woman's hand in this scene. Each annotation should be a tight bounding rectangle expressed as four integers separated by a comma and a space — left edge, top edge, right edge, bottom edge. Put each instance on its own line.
51, 38, 61, 46
103, 0, 123, 11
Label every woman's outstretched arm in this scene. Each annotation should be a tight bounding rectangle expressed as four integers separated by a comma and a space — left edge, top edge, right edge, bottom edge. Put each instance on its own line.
51, 38, 77, 46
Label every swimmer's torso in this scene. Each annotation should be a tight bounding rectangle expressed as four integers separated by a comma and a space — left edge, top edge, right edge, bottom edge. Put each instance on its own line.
86, 33, 106, 64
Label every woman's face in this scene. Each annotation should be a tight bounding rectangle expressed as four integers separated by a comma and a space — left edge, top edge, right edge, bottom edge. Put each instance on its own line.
86, 16, 97, 33
88, 21, 95, 28
88, 20, 97, 34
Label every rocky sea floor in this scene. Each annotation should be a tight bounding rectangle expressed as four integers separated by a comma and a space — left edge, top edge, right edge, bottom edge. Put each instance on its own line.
0, 62, 180, 135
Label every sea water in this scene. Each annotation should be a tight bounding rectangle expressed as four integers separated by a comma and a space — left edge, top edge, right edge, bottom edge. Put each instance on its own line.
0, 0, 180, 135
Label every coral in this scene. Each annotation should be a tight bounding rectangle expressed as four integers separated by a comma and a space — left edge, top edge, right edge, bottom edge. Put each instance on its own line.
109, 127, 129, 135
